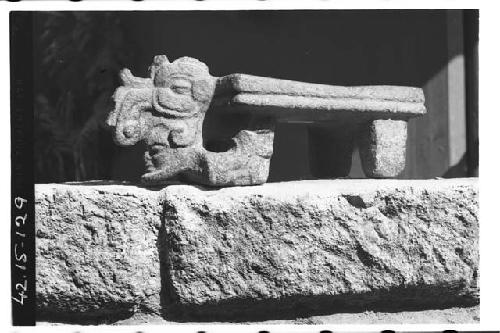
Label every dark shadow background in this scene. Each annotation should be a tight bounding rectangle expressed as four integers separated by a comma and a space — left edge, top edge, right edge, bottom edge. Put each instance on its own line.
33, 10, 479, 183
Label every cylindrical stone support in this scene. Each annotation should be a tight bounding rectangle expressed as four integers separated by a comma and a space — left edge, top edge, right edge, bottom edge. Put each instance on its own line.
359, 119, 408, 178
308, 122, 355, 178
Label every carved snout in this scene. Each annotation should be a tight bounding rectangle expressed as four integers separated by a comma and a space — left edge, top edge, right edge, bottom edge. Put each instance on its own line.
107, 86, 153, 146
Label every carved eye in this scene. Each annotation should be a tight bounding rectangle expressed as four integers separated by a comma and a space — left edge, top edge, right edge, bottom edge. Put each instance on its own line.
170, 79, 192, 95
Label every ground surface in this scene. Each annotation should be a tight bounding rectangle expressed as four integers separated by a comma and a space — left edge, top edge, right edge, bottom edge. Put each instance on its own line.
37, 305, 479, 325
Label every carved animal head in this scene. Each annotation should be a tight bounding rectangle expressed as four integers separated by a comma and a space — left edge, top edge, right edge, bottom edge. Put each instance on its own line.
151, 55, 216, 118
107, 55, 217, 147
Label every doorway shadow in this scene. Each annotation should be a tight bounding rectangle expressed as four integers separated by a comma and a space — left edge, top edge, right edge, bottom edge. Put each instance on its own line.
158, 281, 478, 323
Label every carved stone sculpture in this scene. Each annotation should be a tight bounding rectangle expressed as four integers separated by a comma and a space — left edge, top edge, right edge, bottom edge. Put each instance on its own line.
107, 55, 274, 186
107, 55, 426, 187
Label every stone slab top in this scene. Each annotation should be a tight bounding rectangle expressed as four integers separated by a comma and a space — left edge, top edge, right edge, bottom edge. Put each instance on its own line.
36, 178, 477, 199
160, 177, 478, 201
213, 74, 426, 119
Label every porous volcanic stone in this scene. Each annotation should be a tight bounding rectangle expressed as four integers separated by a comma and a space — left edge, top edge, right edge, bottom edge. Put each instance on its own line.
359, 119, 408, 178
107, 56, 274, 188
163, 178, 479, 320
213, 74, 426, 120
35, 182, 163, 323
218, 74, 425, 102
35, 179, 479, 323
227, 94, 425, 117
108, 55, 427, 188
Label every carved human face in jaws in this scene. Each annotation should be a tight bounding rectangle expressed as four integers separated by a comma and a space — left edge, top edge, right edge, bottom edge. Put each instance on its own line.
143, 56, 216, 173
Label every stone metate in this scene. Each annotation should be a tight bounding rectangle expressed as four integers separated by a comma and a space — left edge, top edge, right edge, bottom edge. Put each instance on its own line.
107, 55, 426, 187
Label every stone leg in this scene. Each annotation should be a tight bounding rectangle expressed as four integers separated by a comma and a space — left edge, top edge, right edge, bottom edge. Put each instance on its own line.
359, 119, 407, 178
308, 122, 355, 178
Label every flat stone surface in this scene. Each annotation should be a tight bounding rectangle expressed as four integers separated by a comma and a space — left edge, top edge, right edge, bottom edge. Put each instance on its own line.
213, 74, 426, 119
35, 182, 163, 322
163, 178, 479, 320
217, 74, 424, 102
228, 94, 425, 115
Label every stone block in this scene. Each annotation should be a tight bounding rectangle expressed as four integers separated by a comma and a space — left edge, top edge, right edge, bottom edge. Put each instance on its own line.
35, 183, 163, 322
163, 178, 478, 320
35, 179, 478, 323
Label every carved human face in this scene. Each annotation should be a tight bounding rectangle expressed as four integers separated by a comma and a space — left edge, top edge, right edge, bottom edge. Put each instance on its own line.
151, 57, 216, 119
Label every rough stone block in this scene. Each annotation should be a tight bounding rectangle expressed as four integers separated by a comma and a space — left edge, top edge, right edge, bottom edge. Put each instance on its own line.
35, 183, 163, 322
35, 179, 478, 323
163, 178, 478, 320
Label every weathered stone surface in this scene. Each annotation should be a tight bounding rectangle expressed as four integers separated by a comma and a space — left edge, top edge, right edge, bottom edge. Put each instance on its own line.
213, 74, 426, 120
163, 178, 479, 320
218, 94, 425, 119
35, 182, 163, 322
217, 73, 425, 103
141, 125, 275, 187
107, 55, 274, 188
35, 179, 479, 323
107, 54, 426, 187
359, 119, 408, 178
